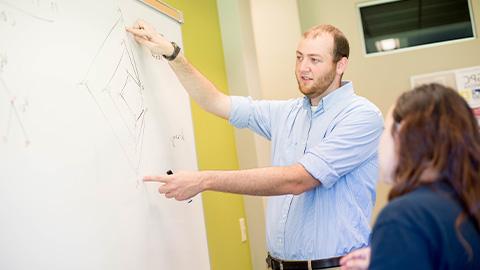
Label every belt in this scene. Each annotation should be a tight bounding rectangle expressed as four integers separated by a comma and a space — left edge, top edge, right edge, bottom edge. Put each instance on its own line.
266, 254, 341, 270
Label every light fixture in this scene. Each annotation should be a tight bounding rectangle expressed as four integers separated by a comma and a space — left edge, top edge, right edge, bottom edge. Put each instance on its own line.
375, 38, 400, 52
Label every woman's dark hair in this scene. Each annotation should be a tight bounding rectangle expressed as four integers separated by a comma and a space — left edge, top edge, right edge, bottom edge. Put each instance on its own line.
389, 83, 480, 257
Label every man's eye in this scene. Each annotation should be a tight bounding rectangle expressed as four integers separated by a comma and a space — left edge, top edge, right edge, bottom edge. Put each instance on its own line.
311, 58, 321, 63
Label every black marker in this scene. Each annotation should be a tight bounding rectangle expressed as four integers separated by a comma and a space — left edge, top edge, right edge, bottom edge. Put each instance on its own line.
166, 170, 193, 204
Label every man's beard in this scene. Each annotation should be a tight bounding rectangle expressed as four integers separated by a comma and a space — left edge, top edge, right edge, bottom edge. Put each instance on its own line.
297, 66, 337, 98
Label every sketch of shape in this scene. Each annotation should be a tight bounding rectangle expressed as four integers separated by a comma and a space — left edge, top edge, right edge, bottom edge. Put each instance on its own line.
0, 75, 30, 146
0, 0, 61, 147
0, 52, 6, 72
0, 0, 58, 23
79, 12, 146, 176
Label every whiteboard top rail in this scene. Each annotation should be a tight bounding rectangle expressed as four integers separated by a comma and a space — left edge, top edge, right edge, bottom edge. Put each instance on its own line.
136, 0, 184, 24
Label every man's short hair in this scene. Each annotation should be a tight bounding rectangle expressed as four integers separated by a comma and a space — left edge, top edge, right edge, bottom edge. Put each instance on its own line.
303, 24, 350, 62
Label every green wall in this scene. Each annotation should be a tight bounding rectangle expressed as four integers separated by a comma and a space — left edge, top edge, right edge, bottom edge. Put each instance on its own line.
161, 1, 253, 269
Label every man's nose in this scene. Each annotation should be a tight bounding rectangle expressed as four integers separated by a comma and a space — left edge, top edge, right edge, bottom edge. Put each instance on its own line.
299, 60, 311, 73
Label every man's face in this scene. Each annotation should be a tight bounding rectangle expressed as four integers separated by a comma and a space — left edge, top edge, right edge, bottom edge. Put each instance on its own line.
295, 34, 338, 100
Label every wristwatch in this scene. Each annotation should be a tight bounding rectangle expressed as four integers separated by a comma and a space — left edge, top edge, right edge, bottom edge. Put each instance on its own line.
163, 41, 181, 61
151, 41, 181, 61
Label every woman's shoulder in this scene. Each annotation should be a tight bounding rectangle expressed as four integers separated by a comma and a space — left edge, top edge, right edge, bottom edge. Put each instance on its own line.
371, 182, 480, 270
375, 182, 460, 227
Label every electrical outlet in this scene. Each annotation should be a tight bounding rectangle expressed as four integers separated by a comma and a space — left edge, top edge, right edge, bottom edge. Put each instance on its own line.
239, 217, 247, 242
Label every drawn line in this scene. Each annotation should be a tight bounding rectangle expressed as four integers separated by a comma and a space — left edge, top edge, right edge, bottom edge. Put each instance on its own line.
81, 15, 123, 81
126, 69, 142, 88
119, 89, 136, 118
136, 108, 145, 122
123, 39, 140, 80
117, 8, 141, 80
136, 112, 146, 150
108, 91, 137, 141
10, 99, 30, 143
104, 46, 126, 90
0, 74, 29, 144
84, 83, 139, 175
135, 111, 146, 170
120, 75, 130, 96
0, 0, 55, 23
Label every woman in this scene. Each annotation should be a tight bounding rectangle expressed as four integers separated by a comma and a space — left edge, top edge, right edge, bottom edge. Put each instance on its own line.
340, 83, 480, 269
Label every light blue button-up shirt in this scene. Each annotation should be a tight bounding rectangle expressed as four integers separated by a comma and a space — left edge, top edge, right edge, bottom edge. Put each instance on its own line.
229, 82, 383, 260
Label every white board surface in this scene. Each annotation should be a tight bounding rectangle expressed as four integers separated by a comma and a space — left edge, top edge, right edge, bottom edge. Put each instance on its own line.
0, 0, 210, 269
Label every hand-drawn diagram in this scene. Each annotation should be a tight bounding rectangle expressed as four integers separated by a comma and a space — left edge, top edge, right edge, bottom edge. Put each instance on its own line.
0, 0, 58, 146
79, 9, 147, 177
0, 0, 58, 23
0, 71, 30, 146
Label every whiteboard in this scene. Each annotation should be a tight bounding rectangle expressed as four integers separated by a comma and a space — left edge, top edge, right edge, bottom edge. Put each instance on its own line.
0, 0, 210, 269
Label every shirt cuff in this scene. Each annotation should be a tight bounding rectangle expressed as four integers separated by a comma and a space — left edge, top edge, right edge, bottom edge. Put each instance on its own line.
299, 153, 339, 189
229, 96, 253, 128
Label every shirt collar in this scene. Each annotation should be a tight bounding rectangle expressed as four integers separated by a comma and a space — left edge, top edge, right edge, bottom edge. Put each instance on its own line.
303, 81, 354, 114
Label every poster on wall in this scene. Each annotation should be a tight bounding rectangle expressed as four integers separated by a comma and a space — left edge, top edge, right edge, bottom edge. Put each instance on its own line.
411, 65, 480, 125
455, 66, 480, 123
455, 66, 480, 107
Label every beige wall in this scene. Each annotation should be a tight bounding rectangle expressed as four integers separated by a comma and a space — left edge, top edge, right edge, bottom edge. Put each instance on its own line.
249, 0, 302, 101
297, 0, 480, 219
217, 1, 302, 269
216, 2, 266, 269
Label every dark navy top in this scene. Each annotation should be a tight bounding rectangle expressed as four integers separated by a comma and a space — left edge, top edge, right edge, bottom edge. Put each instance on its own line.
370, 181, 480, 270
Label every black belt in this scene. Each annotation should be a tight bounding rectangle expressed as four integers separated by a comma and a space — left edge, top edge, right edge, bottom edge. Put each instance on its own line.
266, 254, 341, 270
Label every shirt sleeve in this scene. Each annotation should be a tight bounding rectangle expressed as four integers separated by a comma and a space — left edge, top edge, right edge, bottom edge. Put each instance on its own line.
228, 96, 286, 140
298, 105, 383, 188
369, 222, 434, 270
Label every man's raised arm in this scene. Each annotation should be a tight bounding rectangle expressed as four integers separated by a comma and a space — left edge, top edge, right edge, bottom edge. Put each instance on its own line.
126, 19, 231, 119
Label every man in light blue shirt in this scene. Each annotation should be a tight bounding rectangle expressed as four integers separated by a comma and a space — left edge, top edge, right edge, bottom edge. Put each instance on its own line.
230, 80, 382, 260
128, 22, 383, 268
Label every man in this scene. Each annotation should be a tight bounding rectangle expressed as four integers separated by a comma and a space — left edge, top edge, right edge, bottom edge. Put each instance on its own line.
127, 21, 383, 269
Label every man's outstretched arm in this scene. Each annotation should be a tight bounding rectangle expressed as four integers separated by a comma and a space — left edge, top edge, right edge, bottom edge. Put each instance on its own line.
126, 19, 231, 119
144, 164, 320, 201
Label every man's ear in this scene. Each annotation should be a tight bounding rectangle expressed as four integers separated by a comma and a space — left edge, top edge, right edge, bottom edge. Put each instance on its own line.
336, 57, 348, 75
